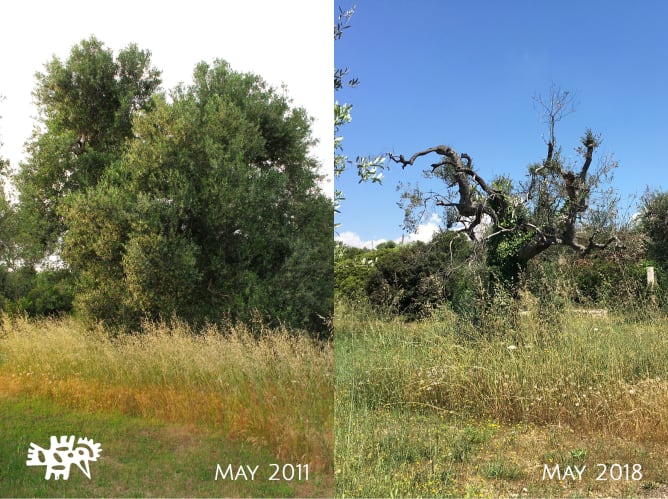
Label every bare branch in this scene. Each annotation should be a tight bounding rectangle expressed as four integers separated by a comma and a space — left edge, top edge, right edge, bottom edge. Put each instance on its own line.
533, 84, 576, 163
457, 167, 501, 198
392, 88, 616, 278
485, 226, 517, 240
582, 235, 618, 256
389, 145, 458, 169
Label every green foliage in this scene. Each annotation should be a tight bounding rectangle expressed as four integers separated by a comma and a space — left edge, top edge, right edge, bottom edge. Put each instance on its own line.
122, 223, 201, 320
335, 232, 477, 319
3, 49, 335, 336
365, 242, 443, 318
0, 182, 17, 269
15, 36, 161, 262
335, 246, 380, 304
335, 224, 666, 326
334, 242, 374, 302
395, 89, 620, 305
376, 240, 397, 250
639, 190, 668, 269
62, 59, 332, 336
0, 109, 18, 270
486, 229, 534, 288
2, 268, 74, 316
483, 175, 535, 289
522, 235, 665, 312
267, 195, 333, 336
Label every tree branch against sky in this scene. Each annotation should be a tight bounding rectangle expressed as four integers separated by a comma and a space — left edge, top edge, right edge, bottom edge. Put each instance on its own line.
334, 0, 668, 248
391, 86, 620, 285
334, 4, 386, 222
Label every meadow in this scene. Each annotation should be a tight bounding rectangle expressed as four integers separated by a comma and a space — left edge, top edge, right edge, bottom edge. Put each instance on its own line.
335, 300, 668, 498
0, 315, 333, 497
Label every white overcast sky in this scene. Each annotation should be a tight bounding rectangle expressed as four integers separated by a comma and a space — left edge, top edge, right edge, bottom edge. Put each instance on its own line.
0, 0, 332, 195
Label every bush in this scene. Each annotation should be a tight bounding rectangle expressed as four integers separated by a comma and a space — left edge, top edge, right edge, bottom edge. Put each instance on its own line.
522, 231, 666, 313
639, 190, 668, 268
335, 233, 486, 320
334, 250, 378, 303
336, 225, 667, 325
364, 232, 478, 319
3, 269, 74, 317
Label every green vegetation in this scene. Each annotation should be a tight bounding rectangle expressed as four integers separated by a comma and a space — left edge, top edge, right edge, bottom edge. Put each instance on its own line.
14, 37, 161, 267
336, 225, 664, 323
334, 157, 668, 497
0, 36, 332, 337
0, 38, 333, 496
639, 189, 668, 269
333, 15, 668, 496
0, 315, 333, 470
0, 315, 333, 496
392, 88, 620, 293
334, 151, 668, 497
0, 395, 303, 497
332, 72, 668, 496
335, 301, 668, 497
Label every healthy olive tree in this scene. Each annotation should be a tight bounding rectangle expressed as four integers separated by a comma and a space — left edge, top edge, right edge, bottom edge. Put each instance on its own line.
63, 60, 333, 336
15, 37, 161, 264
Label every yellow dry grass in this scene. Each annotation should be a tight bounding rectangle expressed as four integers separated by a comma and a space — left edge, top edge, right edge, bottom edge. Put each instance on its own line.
0, 314, 333, 472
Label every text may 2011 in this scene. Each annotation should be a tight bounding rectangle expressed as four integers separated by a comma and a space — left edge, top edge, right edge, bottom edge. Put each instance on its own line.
215, 463, 309, 481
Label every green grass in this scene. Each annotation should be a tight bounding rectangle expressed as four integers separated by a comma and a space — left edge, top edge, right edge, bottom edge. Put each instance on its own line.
336, 301, 668, 436
0, 394, 307, 497
0, 315, 333, 497
335, 301, 668, 497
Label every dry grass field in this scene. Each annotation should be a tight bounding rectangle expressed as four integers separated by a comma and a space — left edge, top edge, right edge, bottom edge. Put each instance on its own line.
335, 301, 668, 497
0, 315, 333, 497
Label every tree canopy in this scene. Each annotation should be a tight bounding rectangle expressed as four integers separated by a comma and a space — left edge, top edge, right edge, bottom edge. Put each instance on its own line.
9, 38, 332, 337
15, 37, 161, 263
639, 190, 668, 269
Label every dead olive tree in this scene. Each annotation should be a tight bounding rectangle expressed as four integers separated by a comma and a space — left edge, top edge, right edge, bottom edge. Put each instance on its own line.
390, 87, 619, 286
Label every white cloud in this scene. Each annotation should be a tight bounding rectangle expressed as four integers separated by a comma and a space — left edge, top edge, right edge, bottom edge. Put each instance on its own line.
337, 214, 444, 249
401, 214, 442, 243
335, 231, 387, 250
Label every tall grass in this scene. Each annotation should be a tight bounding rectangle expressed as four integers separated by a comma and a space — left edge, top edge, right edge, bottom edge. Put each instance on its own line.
336, 299, 668, 441
0, 315, 333, 471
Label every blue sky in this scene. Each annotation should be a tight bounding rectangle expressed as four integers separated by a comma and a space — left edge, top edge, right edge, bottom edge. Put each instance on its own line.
335, 0, 668, 248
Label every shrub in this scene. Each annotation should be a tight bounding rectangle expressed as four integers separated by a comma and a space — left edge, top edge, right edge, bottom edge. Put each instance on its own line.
639, 190, 668, 268
334, 244, 377, 303
365, 232, 478, 319
3, 269, 74, 317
